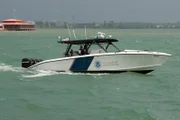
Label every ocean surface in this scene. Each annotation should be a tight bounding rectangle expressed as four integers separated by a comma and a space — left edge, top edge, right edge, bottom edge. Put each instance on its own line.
0, 29, 179, 120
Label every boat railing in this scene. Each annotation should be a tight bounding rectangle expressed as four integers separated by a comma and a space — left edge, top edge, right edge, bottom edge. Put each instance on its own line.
90, 49, 106, 54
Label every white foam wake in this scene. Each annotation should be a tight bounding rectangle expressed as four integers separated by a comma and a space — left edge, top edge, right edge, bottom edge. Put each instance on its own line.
22, 70, 59, 78
22, 70, 109, 78
0, 63, 24, 72
0, 63, 109, 79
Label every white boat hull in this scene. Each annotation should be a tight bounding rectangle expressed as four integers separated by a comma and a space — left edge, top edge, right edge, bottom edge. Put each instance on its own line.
27, 50, 171, 74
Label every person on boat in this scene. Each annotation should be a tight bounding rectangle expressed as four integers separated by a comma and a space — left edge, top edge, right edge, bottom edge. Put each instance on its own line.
83, 44, 89, 54
79, 45, 84, 55
70, 49, 73, 56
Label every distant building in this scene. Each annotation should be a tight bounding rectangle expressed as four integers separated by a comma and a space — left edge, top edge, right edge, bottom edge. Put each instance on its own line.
0, 19, 35, 31
156, 25, 164, 28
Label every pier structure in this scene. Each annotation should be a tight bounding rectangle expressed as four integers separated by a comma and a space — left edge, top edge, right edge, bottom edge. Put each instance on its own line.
0, 19, 35, 31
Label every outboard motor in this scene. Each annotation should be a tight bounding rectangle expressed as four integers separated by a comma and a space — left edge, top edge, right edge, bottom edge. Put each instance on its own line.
21, 58, 43, 68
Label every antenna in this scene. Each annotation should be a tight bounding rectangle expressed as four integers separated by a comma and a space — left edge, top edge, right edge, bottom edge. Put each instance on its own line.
67, 24, 71, 39
85, 26, 87, 39
73, 30, 77, 39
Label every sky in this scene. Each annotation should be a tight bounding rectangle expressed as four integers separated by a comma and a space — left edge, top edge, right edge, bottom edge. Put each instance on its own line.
1, 0, 180, 23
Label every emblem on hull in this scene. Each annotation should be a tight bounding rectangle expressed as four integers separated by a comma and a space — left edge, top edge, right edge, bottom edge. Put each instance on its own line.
94, 60, 101, 68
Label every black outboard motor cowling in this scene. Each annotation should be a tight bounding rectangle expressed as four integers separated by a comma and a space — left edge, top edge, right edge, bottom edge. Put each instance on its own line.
21, 58, 43, 68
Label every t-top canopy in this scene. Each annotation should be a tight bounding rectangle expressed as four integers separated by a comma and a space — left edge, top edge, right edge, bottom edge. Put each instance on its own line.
58, 38, 118, 45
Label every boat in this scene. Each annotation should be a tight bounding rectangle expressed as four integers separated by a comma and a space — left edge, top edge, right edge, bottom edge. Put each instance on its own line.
21, 32, 171, 74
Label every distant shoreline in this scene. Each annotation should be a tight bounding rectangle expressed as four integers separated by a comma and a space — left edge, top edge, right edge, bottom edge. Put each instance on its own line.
35, 21, 180, 29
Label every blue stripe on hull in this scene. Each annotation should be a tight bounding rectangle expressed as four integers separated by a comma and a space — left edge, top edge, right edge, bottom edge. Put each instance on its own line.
71, 70, 153, 74
70, 56, 94, 71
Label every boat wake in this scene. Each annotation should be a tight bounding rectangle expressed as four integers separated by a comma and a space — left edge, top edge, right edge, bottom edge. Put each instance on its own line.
21, 70, 59, 78
22, 70, 109, 78
0, 63, 109, 78
0, 63, 23, 72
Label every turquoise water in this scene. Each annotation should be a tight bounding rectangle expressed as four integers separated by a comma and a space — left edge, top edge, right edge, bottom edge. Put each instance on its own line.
0, 29, 179, 120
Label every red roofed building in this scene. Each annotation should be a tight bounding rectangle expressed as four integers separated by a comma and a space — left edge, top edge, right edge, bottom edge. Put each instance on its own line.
0, 19, 35, 31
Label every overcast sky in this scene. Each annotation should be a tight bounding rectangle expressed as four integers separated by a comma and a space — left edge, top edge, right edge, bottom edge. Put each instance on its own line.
1, 0, 180, 23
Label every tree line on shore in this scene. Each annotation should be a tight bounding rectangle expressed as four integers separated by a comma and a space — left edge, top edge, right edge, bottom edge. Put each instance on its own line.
35, 20, 180, 29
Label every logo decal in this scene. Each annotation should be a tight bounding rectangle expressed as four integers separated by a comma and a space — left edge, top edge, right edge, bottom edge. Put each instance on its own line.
94, 60, 101, 68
